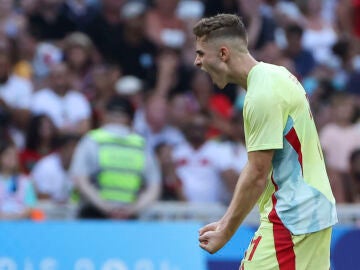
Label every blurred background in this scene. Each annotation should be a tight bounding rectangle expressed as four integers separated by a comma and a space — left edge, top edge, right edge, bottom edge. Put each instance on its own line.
0, 0, 359, 269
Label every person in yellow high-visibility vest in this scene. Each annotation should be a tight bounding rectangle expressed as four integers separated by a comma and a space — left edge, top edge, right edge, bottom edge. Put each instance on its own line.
70, 95, 161, 219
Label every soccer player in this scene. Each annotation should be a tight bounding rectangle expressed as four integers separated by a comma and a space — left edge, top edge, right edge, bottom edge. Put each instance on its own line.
194, 14, 337, 269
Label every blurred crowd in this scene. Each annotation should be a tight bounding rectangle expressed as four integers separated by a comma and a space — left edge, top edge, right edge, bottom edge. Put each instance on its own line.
0, 0, 360, 220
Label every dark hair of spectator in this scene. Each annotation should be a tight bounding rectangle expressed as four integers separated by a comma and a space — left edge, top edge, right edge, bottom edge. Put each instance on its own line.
0, 138, 14, 155
105, 95, 135, 119
53, 133, 81, 150
154, 141, 168, 155
350, 149, 360, 164
25, 114, 57, 151
285, 24, 304, 36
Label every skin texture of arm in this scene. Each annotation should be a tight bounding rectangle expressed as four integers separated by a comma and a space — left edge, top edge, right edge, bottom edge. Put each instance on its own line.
199, 149, 274, 254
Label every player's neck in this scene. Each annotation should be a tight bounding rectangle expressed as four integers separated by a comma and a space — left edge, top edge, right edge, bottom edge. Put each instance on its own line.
228, 53, 258, 90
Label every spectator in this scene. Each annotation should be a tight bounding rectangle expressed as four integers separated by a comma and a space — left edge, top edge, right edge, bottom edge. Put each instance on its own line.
145, 0, 186, 49
62, 31, 96, 92
237, 0, 277, 52
189, 70, 233, 139
307, 79, 336, 131
70, 95, 161, 219
115, 75, 144, 109
204, 0, 238, 17
167, 92, 197, 131
31, 62, 91, 135
223, 110, 248, 175
85, 63, 121, 128
0, 139, 37, 220
13, 31, 38, 82
116, 1, 158, 84
19, 0, 38, 15
353, 0, 360, 39
0, 0, 26, 39
154, 142, 185, 201
83, 0, 126, 63
332, 38, 357, 74
320, 92, 360, 202
336, 0, 360, 39
31, 133, 79, 203
300, 0, 338, 65
26, 0, 78, 40
331, 37, 358, 92
153, 47, 194, 96
349, 148, 360, 203
134, 93, 185, 153
176, 0, 205, 66
0, 49, 33, 147
273, 0, 305, 28
31, 41, 63, 82
172, 112, 238, 204
61, 0, 98, 31
19, 114, 58, 175
283, 24, 316, 79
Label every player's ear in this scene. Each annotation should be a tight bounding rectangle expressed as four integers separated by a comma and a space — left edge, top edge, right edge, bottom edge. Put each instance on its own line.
219, 46, 230, 62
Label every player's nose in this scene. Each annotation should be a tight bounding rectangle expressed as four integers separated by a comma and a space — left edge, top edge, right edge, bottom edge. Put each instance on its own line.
194, 56, 201, 68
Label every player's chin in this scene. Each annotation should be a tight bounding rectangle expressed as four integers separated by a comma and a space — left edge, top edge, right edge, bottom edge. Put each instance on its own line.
211, 75, 226, 89
215, 81, 227, 89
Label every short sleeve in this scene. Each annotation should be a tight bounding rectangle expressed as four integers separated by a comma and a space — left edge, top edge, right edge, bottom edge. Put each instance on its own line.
244, 94, 284, 152
16, 80, 33, 109
30, 90, 57, 124
69, 135, 98, 177
143, 151, 161, 185
68, 93, 91, 121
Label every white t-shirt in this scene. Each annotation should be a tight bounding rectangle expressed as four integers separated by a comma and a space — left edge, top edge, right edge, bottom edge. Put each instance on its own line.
302, 25, 337, 65
133, 109, 185, 152
0, 75, 33, 109
172, 140, 233, 203
31, 88, 91, 129
31, 153, 73, 202
224, 141, 248, 174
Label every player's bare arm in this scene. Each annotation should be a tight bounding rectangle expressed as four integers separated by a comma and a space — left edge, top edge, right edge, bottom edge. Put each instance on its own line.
199, 150, 274, 254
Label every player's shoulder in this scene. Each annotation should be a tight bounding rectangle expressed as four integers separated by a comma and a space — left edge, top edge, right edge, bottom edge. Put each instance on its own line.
250, 62, 289, 84
246, 63, 291, 105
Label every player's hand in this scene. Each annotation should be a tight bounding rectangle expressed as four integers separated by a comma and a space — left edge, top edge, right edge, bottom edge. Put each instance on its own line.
199, 222, 219, 236
198, 222, 229, 254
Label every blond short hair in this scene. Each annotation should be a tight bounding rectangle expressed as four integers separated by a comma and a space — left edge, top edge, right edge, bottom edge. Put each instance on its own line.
193, 13, 248, 45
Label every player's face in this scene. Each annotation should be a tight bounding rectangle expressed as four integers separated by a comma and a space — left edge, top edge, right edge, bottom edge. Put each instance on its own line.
194, 38, 227, 89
